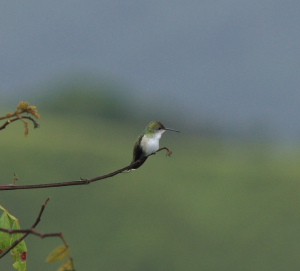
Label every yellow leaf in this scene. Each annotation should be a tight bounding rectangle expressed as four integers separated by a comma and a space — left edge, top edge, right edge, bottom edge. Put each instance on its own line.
46, 245, 69, 263
27, 106, 40, 118
57, 258, 74, 271
17, 102, 29, 110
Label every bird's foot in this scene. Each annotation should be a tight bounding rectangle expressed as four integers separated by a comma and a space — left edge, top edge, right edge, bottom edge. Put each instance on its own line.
157, 146, 172, 157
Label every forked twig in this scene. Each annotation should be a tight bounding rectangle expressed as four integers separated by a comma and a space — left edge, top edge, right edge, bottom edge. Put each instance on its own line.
0, 198, 75, 268
0, 198, 51, 258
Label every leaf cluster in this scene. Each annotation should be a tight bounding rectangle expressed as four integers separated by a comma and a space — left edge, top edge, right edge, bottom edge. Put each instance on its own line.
0, 200, 75, 271
0, 101, 40, 136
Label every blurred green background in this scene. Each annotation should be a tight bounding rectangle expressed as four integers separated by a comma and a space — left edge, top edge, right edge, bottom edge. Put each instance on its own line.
2, 2, 300, 270
1, 79, 300, 271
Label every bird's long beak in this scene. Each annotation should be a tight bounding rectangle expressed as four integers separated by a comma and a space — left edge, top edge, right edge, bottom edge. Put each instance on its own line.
165, 128, 180, 133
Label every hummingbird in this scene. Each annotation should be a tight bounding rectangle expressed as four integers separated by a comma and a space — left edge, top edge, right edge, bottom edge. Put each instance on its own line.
128, 121, 179, 170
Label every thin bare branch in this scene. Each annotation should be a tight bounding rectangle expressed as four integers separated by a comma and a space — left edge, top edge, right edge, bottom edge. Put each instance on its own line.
0, 116, 40, 131
0, 147, 172, 191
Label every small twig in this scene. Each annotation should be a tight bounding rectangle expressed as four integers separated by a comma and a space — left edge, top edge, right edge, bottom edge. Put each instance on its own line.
0, 228, 65, 241
0, 147, 172, 191
0, 197, 50, 259
0, 116, 40, 131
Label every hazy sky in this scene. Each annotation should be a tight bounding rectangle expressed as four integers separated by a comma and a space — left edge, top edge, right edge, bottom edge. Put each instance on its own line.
1, 1, 300, 140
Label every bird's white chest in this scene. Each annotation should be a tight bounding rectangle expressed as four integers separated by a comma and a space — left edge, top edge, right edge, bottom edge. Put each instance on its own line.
141, 132, 163, 156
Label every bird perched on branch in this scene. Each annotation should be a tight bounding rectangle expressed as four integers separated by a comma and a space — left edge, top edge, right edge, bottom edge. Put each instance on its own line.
128, 121, 179, 170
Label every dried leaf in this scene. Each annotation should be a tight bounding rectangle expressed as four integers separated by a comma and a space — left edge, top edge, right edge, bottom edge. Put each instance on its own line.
46, 245, 69, 263
58, 258, 75, 271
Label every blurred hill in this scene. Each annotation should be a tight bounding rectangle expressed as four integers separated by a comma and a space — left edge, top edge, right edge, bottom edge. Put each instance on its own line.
31, 76, 281, 144
39, 77, 134, 121
1, 75, 277, 141
32, 76, 224, 139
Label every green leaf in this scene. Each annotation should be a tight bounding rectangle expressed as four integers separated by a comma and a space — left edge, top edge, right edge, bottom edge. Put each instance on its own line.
13, 259, 27, 271
46, 245, 69, 263
10, 217, 24, 244
0, 209, 11, 254
11, 232, 27, 271
0, 205, 27, 271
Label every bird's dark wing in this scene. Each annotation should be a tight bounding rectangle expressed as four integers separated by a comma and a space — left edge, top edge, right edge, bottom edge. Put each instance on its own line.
129, 134, 147, 169
131, 134, 143, 163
